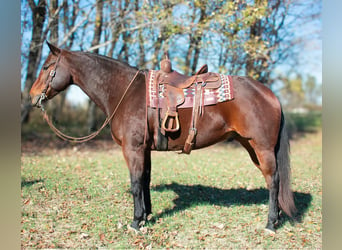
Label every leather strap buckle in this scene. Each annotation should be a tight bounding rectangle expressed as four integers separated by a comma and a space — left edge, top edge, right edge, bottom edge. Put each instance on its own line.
49, 70, 56, 77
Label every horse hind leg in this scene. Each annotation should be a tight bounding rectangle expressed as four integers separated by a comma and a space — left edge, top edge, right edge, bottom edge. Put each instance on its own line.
263, 111, 296, 232
254, 149, 280, 232
256, 136, 296, 232
237, 137, 280, 231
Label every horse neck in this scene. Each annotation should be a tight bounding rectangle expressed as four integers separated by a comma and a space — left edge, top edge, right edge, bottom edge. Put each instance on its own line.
65, 52, 137, 116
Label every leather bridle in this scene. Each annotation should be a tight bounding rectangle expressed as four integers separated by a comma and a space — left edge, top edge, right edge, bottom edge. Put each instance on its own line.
38, 54, 61, 110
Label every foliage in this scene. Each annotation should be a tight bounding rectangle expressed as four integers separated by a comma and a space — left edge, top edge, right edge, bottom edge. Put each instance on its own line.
285, 111, 321, 139
21, 0, 321, 127
277, 73, 322, 109
21, 0, 321, 84
21, 131, 322, 248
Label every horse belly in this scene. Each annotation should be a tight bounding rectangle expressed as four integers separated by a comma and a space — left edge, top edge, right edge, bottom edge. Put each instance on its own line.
166, 105, 234, 151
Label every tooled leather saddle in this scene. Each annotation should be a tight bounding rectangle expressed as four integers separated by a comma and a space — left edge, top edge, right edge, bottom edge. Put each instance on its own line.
146, 55, 234, 154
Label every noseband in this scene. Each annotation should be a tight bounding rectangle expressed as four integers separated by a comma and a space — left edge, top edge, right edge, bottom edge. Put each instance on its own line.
39, 54, 61, 110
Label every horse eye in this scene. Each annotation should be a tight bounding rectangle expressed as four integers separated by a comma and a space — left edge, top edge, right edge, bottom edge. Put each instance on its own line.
43, 65, 49, 70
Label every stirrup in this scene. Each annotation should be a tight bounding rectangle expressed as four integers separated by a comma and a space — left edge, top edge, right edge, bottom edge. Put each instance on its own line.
161, 109, 180, 132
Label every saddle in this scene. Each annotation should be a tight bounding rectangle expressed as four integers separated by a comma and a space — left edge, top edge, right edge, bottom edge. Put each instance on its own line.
154, 56, 223, 154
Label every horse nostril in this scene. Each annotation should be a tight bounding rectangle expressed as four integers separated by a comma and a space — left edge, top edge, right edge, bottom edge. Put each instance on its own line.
31, 95, 41, 107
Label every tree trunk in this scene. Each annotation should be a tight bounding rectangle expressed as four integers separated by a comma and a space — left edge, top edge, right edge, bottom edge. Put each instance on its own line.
48, 0, 65, 123
61, 0, 77, 49
21, 0, 47, 124
246, 17, 262, 80
151, 29, 168, 70
88, 0, 104, 132
151, 2, 173, 70
190, 36, 202, 75
108, 0, 124, 58
49, 0, 59, 44
185, 4, 205, 75
136, 0, 145, 68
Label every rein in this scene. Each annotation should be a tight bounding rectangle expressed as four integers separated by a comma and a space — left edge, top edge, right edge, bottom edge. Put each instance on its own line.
41, 70, 141, 143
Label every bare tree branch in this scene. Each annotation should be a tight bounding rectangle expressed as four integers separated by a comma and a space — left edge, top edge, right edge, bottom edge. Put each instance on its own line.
59, 7, 93, 47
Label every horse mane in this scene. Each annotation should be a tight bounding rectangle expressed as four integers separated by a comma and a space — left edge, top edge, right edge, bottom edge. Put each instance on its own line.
71, 50, 139, 71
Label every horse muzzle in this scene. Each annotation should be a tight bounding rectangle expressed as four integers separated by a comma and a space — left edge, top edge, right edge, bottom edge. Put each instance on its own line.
31, 93, 48, 109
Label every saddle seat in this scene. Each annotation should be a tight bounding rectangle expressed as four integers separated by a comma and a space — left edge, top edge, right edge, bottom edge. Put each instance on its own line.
158, 61, 221, 89
154, 56, 224, 154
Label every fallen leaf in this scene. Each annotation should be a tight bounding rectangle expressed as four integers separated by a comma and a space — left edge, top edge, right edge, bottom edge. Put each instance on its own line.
99, 233, 105, 241
212, 223, 225, 229
80, 233, 90, 239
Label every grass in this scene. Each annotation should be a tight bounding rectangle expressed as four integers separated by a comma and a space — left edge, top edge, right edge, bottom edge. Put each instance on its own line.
21, 130, 322, 249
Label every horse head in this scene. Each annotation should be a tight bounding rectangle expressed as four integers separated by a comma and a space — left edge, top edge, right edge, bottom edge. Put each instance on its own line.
30, 41, 72, 109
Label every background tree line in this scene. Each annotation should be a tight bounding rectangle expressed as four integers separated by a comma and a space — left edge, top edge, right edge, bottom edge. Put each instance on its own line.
21, 0, 321, 131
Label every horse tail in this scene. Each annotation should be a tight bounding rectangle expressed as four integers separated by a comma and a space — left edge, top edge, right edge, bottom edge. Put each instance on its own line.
276, 110, 297, 217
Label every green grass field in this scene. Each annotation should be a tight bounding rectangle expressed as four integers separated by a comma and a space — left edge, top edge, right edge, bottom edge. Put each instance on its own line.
21, 130, 321, 249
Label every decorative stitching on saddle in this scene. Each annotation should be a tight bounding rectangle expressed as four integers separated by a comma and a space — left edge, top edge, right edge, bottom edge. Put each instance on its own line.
148, 70, 156, 106
147, 70, 234, 108
217, 74, 232, 102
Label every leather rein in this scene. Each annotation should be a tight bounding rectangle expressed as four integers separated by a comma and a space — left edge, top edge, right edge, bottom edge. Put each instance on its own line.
40, 57, 141, 143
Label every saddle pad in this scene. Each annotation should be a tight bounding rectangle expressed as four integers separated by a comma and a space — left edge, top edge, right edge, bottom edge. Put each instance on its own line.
146, 70, 234, 108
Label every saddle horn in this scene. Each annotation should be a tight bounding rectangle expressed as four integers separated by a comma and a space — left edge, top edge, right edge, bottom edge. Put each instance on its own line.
161, 51, 172, 73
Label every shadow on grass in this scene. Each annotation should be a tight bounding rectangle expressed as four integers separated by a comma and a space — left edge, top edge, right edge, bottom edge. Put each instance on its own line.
21, 178, 44, 188
151, 182, 312, 229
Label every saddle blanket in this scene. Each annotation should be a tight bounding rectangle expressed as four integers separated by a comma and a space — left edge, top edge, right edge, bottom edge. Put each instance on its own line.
147, 70, 234, 108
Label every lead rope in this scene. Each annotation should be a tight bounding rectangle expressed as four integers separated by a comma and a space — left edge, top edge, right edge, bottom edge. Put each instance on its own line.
42, 70, 141, 143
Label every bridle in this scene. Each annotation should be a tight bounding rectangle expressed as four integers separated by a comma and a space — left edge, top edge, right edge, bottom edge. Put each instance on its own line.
38, 55, 142, 143
39, 54, 62, 110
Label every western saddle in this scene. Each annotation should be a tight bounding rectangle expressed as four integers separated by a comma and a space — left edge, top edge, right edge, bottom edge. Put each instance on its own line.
153, 55, 223, 154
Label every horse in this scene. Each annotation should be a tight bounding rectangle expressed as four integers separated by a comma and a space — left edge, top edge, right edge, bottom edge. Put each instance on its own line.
29, 41, 296, 232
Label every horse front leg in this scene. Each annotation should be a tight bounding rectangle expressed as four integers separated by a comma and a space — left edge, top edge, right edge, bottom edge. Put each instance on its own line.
123, 145, 151, 230
130, 171, 144, 230
142, 149, 152, 220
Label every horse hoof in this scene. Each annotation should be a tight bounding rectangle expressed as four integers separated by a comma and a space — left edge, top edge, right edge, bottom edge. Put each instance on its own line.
264, 227, 276, 235
127, 223, 140, 234
143, 212, 152, 222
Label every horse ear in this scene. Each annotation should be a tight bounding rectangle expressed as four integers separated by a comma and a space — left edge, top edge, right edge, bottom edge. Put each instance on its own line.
46, 41, 61, 56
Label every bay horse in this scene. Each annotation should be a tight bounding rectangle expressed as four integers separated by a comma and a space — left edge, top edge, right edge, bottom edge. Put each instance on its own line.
29, 42, 296, 232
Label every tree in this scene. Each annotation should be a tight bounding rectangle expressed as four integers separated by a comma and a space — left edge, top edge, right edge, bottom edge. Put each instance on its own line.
21, 0, 96, 124
106, 0, 126, 58
21, 0, 321, 127
183, 0, 207, 75
88, 0, 104, 132
21, 0, 47, 123
48, 0, 66, 123
303, 75, 322, 106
